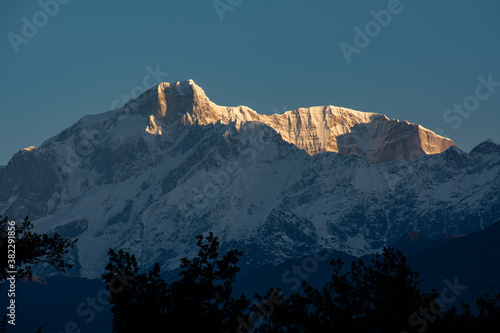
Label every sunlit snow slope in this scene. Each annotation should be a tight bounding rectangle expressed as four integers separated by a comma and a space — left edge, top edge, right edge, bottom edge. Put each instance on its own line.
147, 80, 453, 163
0, 80, 498, 279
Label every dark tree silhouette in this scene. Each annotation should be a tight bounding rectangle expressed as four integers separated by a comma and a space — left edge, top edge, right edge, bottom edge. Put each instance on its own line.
0, 215, 76, 333
467, 285, 500, 331
0, 216, 77, 280
103, 235, 500, 332
103, 232, 249, 332
254, 247, 440, 332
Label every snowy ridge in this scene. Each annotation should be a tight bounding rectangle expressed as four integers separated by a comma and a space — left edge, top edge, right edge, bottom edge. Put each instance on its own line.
37, 79, 453, 163
0, 80, 497, 279
144, 80, 454, 163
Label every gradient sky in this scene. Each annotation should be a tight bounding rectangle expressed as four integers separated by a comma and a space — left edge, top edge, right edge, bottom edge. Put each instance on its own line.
1, 0, 499, 165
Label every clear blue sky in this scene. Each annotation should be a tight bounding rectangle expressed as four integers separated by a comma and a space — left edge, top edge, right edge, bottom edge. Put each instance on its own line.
1, 0, 499, 165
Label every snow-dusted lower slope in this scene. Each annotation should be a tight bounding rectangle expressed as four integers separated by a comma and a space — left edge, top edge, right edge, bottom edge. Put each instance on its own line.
0, 80, 498, 279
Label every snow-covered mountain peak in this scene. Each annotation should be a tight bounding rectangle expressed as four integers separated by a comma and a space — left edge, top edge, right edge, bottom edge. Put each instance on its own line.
144, 80, 260, 133
484, 138, 496, 145
255, 105, 454, 162
470, 139, 500, 155
56, 80, 453, 164
138, 80, 455, 162
1, 81, 498, 280
142, 79, 218, 133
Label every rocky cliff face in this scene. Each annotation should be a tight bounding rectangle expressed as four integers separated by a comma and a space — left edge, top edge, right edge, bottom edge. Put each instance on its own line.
145, 80, 454, 162
0, 80, 497, 279
259, 107, 454, 163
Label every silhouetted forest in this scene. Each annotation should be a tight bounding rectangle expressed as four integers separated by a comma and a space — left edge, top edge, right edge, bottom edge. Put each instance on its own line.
103, 233, 500, 333
1, 217, 498, 332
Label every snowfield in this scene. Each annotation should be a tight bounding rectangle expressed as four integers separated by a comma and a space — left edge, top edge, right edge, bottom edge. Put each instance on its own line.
1, 80, 499, 278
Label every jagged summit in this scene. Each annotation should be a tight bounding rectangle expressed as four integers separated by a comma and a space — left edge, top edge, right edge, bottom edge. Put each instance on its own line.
258, 106, 455, 162
143, 80, 259, 135
36, 80, 454, 164
1, 81, 498, 280
138, 80, 454, 163
470, 138, 500, 155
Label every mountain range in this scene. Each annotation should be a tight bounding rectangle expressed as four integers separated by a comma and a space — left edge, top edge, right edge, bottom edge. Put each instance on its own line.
1, 80, 499, 279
